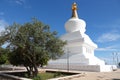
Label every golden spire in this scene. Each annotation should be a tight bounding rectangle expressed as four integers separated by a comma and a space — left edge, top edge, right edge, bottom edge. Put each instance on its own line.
71, 2, 78, 18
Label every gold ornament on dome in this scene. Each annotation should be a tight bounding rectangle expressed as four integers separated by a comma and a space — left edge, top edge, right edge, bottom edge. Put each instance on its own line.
72, 2, 77, 10
71, 2, 78, 18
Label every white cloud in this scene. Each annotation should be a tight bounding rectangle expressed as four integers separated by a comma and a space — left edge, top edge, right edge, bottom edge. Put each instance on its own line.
96, 47, 117, 51
0, 12, 4, 16
98, 52, 120, 65
98, 57, 114, 65
94, 19, 120, 29
15, 0, 25, 5
7, 0, 31, 8
96, 45, 119, 51
96, 31, 120, 43
0, 20, 8, 32
8, 0, 25, 6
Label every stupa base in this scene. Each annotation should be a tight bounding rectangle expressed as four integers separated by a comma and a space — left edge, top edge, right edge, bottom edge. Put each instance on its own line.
45, 63, 117, 72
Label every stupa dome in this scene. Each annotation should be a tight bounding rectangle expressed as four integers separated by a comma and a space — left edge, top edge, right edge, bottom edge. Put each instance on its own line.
65, 18, 86, 33
65, 2, 86, 34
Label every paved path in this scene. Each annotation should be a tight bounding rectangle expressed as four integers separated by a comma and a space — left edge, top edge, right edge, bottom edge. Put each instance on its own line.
70, 69, 120, 80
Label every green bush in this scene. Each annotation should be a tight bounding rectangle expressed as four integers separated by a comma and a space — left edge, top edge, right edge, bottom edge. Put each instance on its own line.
33, 73, 54, 80
33, 72, 70, 80
33, 74, 43, 80
54, 72, 62, 78
0, 54, 7, 64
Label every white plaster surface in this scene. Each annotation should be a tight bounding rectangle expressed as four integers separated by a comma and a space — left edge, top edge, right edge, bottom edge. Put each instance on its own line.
65, 18, 86, 34
47, 8, 117, 72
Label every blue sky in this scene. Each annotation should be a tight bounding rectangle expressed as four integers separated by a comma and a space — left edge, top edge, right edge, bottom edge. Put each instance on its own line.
0, 0, 120, 65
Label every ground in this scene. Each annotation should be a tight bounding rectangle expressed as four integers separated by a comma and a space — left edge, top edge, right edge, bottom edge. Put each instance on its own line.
0, 66, 120, 80
70, 69, 120, 80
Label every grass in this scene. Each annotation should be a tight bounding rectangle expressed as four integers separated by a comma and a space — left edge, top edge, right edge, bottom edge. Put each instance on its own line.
1, 68, 76, 80
33, 73, 54, 80
33, 72, 72, 80
5, 71, 72, 80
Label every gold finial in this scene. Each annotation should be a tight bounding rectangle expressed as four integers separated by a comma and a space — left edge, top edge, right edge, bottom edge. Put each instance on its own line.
71, 2, 78, 18
72, 2, 77, 10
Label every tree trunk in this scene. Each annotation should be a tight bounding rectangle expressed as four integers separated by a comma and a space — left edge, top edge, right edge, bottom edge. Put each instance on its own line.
33, 64, 38, 77
25, 66, 34, 77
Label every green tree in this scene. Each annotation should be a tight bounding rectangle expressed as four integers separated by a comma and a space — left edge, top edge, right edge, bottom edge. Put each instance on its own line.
0, 47, 8, 65
0, 32, 9, 65
1, 19, 66, 77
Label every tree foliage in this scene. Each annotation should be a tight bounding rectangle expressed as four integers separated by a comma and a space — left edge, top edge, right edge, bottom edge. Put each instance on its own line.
1, 19, 66, 77
0, 47, 8, 65
0, 33, 9, 65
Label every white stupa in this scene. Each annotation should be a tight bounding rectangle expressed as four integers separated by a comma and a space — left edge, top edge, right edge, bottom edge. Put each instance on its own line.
46, 2, 117, 72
